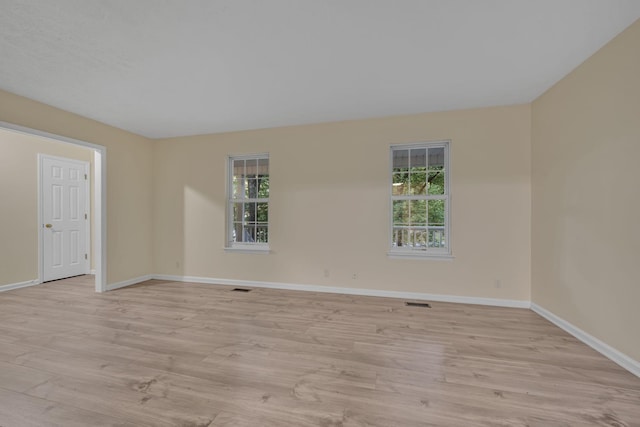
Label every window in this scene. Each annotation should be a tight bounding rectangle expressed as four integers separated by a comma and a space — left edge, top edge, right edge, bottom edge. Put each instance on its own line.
389, 141, 450, 258
227, 154, 269, 251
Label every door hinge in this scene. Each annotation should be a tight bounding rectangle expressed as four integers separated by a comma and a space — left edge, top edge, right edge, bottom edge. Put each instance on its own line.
85, 213, 88, 220
84, 174, 87, 180
85, 254, 88, 260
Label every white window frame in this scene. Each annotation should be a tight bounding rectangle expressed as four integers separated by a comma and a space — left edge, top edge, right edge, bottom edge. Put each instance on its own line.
225, 153, 270, 253
388, 141, 452, 260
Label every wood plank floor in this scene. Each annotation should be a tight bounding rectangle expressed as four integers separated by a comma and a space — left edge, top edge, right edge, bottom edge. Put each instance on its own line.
0, 276, 638, 426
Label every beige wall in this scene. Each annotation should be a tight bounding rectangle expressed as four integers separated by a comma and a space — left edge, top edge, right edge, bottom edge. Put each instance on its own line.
154, 105, 532, 301
0, 129, 93, 285
0, 89, 154, 286
531, 20, 640, 360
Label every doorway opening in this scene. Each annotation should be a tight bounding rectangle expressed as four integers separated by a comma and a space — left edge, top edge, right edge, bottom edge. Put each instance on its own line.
0, 122, 107, 292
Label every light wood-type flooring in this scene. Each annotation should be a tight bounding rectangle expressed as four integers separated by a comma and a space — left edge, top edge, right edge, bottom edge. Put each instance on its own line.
0, 275, 639, 426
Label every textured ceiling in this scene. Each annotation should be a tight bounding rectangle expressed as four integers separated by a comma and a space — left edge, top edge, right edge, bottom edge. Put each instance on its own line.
1, 1, 639, 138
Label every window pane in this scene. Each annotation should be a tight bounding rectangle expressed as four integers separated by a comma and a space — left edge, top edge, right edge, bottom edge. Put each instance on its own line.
413, 229, 427, 249
243, 225, 256, 243
244, 202, 256, 222
233, 222, 243, 242
392, 227, 409, 247
410, 200, 426, 226
392, 172, 408, 195
393, 149, 409, 172
246, 178, 258, 198
428, 200, 445, 226
256, 226, 268, 243
258, 158, 269, 176
233, 203, 244, 222
257, 202, 268, 222
233, 159, 245, 177
258, 175, 269, 197
428, 147, 445, 171
245, 159, 258, 179
409, 171, 427, 195
427, 172, 445, 195
410, 148, 426, 169
232, 176, 244, 199
393, 200, 409, 225
428, 229, 446, 248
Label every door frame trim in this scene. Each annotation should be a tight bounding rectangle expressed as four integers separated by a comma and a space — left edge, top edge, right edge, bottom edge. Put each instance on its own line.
38, 154, 91, 282
0, 121, 107, 292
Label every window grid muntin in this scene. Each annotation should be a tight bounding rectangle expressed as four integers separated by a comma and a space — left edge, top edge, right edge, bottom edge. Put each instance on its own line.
390, 142, 450, 254
228, 154, 269, 247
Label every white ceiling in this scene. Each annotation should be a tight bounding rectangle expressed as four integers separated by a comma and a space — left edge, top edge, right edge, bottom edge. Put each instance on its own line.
1, 1, 639, 139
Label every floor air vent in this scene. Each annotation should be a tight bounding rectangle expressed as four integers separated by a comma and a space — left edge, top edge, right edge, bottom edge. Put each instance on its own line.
231, 288, 252, 292
405, 302, 431, 308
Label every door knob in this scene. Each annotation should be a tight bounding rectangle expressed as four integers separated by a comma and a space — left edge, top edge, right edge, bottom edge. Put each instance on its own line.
45, 224, 53, 228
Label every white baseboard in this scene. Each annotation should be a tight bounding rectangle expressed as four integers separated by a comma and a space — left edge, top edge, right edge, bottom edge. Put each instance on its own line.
89, 269, 96, 275
106, 274, 154, 291
531, 303, 639, 378
153, 274, 530, 308
0, 279, 41, 293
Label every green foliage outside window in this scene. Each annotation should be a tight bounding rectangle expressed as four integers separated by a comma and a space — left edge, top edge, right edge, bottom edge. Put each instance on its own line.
391, 146, 447, 249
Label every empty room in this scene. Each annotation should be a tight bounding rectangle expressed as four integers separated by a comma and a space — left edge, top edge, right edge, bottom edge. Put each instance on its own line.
1, 1, 639, 426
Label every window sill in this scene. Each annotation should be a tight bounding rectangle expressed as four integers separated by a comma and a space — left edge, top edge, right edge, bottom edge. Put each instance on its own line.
224, 246, 271, 254
387, 251, 454, 261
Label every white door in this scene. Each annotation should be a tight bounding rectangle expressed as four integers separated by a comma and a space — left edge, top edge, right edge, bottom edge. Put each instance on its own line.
41, 155, 89, 282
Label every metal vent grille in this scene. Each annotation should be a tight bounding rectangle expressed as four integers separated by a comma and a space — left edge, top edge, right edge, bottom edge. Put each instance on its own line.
405, 302, 431, 308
